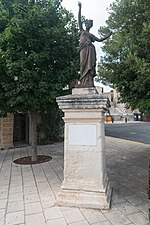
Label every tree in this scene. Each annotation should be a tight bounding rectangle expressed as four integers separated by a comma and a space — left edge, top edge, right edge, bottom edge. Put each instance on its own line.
0, 0, 79, 161
97, 0, 150, 112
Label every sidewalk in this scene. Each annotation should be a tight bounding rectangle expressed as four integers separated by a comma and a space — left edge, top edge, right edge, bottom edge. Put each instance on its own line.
0, 137, 149, 225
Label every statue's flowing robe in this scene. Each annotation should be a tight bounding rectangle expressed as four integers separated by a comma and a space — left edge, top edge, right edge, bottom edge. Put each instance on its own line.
79, 30, 97, 85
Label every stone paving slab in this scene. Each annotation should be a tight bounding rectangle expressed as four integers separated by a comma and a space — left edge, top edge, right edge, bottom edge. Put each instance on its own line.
0, 137, 149, 225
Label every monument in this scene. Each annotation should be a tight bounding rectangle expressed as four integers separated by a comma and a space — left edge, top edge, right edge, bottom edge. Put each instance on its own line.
56, 2, 112, 209
77, 2, 112, 87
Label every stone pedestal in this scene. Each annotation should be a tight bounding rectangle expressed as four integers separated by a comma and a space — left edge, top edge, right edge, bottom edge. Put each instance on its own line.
56, 87, 112, 209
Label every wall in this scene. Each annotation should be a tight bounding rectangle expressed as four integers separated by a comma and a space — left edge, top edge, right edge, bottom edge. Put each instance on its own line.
0, 114, 14, 149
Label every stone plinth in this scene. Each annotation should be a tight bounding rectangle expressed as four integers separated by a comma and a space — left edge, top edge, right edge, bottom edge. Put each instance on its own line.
0, 114, 14, 149
56, 87, 112, 209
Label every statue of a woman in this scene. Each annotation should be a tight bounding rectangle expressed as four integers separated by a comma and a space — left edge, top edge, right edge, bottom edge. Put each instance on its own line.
78, 2, 112, 87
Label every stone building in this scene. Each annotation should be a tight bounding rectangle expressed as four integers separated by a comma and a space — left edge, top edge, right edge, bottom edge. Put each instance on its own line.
0, 114, 14, 149
0, 113, 29, 149
96, 84, 140, 122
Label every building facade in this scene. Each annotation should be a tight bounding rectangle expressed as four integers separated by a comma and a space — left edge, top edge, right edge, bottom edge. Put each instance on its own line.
0, 114, 14, 149
0, 113, 29, 149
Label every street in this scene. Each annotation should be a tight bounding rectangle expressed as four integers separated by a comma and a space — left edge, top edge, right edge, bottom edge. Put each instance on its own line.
105, 122, 150, 144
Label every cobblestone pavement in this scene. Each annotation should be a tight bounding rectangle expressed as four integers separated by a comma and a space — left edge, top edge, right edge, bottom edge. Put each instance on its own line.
0, 137, 149, 225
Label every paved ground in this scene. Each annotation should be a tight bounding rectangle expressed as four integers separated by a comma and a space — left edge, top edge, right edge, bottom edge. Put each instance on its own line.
0, 137, 150, 225
105, 122, 150, 144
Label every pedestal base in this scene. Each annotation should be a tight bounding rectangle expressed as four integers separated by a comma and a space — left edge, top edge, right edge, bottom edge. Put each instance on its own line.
56, 87, 112, 210
57, 181, 112, 209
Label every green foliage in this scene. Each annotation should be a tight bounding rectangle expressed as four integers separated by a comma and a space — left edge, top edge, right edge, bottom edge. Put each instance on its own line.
0, 0, 79, 115
37, 101, 64, 144
97, 0, 150, 112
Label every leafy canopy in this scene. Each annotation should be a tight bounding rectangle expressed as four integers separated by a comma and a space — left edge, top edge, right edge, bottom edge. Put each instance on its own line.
0, 0, 79, 114
97, 0, 150, 112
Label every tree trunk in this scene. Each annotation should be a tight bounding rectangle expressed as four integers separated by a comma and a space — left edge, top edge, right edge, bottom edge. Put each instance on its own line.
30, 111, 38, 162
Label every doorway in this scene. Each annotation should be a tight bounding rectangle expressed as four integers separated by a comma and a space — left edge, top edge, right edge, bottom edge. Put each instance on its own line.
13, 113, 29, 147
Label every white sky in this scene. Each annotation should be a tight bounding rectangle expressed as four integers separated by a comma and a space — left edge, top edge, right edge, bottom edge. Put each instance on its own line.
62, 0, 114, 60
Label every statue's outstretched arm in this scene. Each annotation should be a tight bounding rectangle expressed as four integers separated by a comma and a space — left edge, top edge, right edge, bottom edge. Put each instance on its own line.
94, 32, 112, 42
78, 2, 83, 31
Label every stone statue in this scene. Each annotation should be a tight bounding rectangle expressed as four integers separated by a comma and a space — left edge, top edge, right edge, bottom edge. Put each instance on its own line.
78, 2, 112, 87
